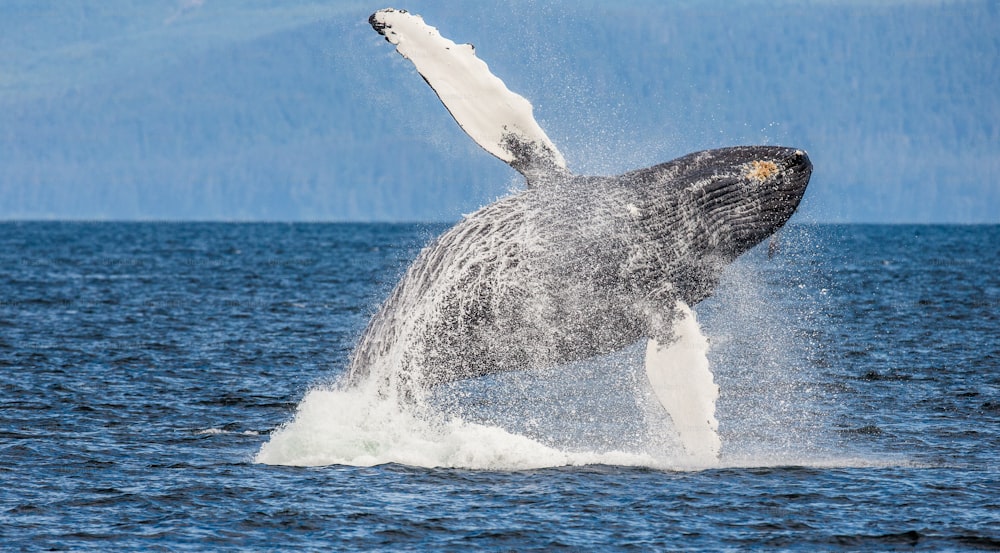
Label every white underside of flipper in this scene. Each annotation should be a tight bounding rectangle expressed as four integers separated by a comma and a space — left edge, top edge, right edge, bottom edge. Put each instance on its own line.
645, 303, 721, 463
370, 8, 568, 184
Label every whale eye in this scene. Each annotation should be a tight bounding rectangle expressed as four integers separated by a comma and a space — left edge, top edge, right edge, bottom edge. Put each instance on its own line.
745, 160, 778, 183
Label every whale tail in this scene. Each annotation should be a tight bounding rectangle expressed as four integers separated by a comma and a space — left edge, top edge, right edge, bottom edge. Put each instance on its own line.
370, 8, 570, 186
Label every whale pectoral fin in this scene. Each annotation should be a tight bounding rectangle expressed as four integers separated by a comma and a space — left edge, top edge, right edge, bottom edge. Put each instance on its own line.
644, 305, 720, 462
370, 9, 569, 186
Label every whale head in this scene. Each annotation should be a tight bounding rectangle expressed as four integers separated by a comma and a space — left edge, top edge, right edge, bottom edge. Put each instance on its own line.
638, 146, 811, 257
621, 146, 811, 304
692, 146, 812, 258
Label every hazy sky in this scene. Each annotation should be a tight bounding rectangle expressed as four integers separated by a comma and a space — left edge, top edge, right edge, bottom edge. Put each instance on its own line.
1, 0, 997, 222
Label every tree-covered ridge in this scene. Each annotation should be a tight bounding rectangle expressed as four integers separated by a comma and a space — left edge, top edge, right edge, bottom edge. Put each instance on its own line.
1, 0, 996, 222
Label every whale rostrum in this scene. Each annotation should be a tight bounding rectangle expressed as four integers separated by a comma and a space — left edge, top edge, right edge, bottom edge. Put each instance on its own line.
355, 8, 812, 459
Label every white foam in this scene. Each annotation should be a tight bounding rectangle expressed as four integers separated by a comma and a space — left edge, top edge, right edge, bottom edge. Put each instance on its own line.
198, 428, 260, 436
256, 384, 608, 470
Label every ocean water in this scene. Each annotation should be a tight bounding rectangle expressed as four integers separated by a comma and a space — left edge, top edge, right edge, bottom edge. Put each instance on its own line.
1, 222, 998, 550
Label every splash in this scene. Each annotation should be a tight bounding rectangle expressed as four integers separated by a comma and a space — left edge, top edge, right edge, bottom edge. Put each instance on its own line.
255, 302, 721, 471
253, 384, 664, 470
255, 262, 878, 471
255, 9, 822, 472
255, 383, 569, 470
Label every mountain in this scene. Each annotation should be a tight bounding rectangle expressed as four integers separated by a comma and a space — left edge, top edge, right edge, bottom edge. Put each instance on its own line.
1, 0, 997, 222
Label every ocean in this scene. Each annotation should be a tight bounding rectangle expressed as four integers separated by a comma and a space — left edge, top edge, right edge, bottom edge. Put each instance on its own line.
1, 222, 998, 550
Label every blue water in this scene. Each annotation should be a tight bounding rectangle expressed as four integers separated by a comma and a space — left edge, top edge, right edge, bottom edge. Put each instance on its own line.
1, 222, 998, 550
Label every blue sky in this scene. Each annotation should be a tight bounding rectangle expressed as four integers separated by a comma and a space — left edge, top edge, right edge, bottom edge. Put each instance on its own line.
1, 0, 997, 222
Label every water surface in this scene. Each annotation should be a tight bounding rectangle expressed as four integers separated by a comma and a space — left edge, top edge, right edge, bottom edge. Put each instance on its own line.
1, 222, 997, 550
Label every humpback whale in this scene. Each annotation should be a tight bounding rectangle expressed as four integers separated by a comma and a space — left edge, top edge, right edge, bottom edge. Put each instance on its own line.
354, 8, 812, 459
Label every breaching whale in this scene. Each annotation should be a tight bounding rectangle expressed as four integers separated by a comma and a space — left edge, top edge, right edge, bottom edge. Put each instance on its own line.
353, 8, 812, 459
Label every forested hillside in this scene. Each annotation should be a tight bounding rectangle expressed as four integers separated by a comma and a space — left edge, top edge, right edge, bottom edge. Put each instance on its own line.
1, 0, 997, 221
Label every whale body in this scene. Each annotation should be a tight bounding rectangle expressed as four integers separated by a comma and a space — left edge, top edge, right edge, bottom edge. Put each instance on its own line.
351, 9, 812, 458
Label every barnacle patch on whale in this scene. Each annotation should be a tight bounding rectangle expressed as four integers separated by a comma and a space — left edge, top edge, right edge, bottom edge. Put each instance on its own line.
745, 160, 778, 182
